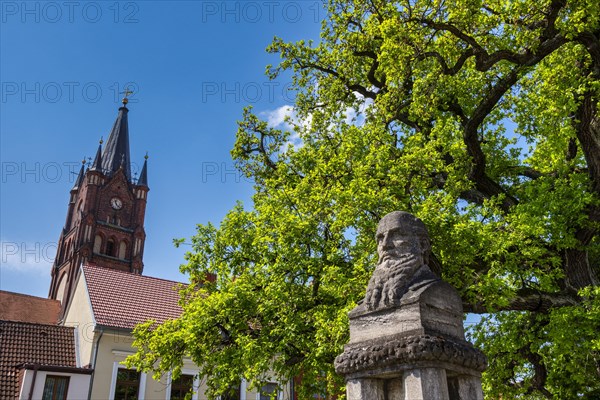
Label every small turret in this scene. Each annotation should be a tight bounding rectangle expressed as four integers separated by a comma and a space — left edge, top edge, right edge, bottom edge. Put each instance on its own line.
90, 138, 103, 172
71, 159, 86, 190
137, 153, 148, 187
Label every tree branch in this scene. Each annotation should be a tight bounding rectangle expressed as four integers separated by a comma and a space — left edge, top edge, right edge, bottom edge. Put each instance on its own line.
296, 59, 379, 100
465, 288, 579, 314
353, 49, 386, 89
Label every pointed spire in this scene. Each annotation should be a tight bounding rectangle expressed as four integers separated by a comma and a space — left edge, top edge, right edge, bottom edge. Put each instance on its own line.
90, 138, 103, 171
101, 104, 131, 181
137, 152, 149, 187
72, 159, 86, 190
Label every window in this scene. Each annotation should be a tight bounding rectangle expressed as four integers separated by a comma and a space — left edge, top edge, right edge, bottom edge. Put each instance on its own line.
169, 374, 194, 400
93, 234, 102, 254
221, 383, 241, 400
55, 275, 67, 303
106, 239, 116, 257
59, 241, 68, 262
118, 241, 127, 259
42, 375, 69, 400
259, 383, 278, 400
114, 368, 140, 400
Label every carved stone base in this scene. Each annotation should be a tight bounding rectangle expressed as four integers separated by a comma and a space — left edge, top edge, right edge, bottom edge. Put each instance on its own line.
335, 334, 487, 378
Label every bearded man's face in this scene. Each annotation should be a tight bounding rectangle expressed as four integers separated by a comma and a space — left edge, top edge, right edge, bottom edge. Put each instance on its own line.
376, 227, 424, 269
365, 212, 431, 309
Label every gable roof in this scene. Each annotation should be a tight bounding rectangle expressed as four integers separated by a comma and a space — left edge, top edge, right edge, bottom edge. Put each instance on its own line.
0, 291, 61, 325
0, 320, 77, 398
82, 264, 185, 330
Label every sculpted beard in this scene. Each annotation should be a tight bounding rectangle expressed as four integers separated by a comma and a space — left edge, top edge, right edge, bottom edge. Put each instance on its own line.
366, 231, 429, 309
379, 251, 423, 289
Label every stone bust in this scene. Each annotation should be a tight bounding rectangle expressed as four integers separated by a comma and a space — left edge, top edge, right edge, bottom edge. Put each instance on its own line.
336, 211, 487, 398
364, 211, 438, 310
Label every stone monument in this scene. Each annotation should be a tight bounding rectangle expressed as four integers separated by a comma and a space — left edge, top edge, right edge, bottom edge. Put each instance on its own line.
334, 211, 487, 400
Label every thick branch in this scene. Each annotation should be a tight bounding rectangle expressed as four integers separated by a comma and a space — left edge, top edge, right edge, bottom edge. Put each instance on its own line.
507, 166, 544, 180
254, 130, 277, 171
415, 1, 567, 72
465, 288, 579, 314
575, 92, 600, 195
564, 247, 599, 290
515, 318, 554, 399
410, 5, 569, 213
575, 31, 600, 75
563, 92, 600, 289
353, 49, 385, 89
419, 49, 475, 75
296, 59, 379, 100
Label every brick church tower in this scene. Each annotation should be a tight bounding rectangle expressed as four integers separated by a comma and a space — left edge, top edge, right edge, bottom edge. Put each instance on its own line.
48, 97, 149, 316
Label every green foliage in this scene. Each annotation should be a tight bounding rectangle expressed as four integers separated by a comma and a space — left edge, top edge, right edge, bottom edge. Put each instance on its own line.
471, 287, 600, 399
128, 0, 600, 398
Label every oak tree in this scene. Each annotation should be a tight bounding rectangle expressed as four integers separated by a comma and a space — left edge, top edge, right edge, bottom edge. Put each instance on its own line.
128, 1, 600, 398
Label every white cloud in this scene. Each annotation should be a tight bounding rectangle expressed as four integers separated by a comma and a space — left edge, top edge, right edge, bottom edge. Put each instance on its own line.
259, 94, 374, 152
263, 105, 295, 129
343, 107, 358, 125
260, 105, 309, 151
343, 93, 374, 126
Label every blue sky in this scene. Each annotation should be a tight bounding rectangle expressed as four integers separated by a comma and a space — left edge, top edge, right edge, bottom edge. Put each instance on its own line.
1, 1, 323, 297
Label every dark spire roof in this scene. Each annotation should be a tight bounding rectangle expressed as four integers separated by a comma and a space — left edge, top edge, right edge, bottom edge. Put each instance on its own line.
137, 154, 148, 187
101, 106, 131, 181
72, 162, 85, 190
90, 142, 102, 171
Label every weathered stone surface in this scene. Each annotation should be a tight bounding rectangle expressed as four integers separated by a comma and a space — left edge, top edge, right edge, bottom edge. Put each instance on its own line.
404, 368, 450, 400
453, 376, 485, 400
346, 379, 385, 400
364, 212, 433, 311
335, 334, 487, 376
349, 275, 464, 343
387, 378, 404, 398
335, 211, 487, 400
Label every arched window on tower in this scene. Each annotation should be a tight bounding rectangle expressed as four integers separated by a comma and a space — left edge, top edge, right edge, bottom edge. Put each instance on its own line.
72, 200, 83, 229
93, 234, 102, 254
59, 241, 68, 263
106, 238, 116, 257
55, 274, 67, 304
64, 239, 72, 260
118, 241, 127, 259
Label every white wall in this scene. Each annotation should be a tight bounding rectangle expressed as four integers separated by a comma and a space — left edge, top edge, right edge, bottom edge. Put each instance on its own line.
89, 332, 292, 400
63, 272, 97, 367
18, 369, 91, 400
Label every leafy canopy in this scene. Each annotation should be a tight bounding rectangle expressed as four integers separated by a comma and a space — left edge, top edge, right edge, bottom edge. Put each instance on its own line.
127, 0, 600, 398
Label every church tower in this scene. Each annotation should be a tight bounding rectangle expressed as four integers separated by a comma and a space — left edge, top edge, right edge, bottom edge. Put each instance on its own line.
48, 96, 149, 316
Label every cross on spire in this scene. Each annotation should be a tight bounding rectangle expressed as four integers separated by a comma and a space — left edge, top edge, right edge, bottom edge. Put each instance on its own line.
120, 87, 134, 106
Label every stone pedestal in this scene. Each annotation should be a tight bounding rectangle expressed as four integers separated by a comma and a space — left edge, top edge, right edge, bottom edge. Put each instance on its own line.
335, 211, 486, 399
335, 277, 486, 400
403, 368, 450, 400
346, 378, 385, 400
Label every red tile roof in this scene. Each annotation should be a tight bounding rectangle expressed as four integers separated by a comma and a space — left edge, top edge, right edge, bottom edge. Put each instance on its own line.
0, 320, 77, 398
82, 264, 186, 330
0, 291, 61, 324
